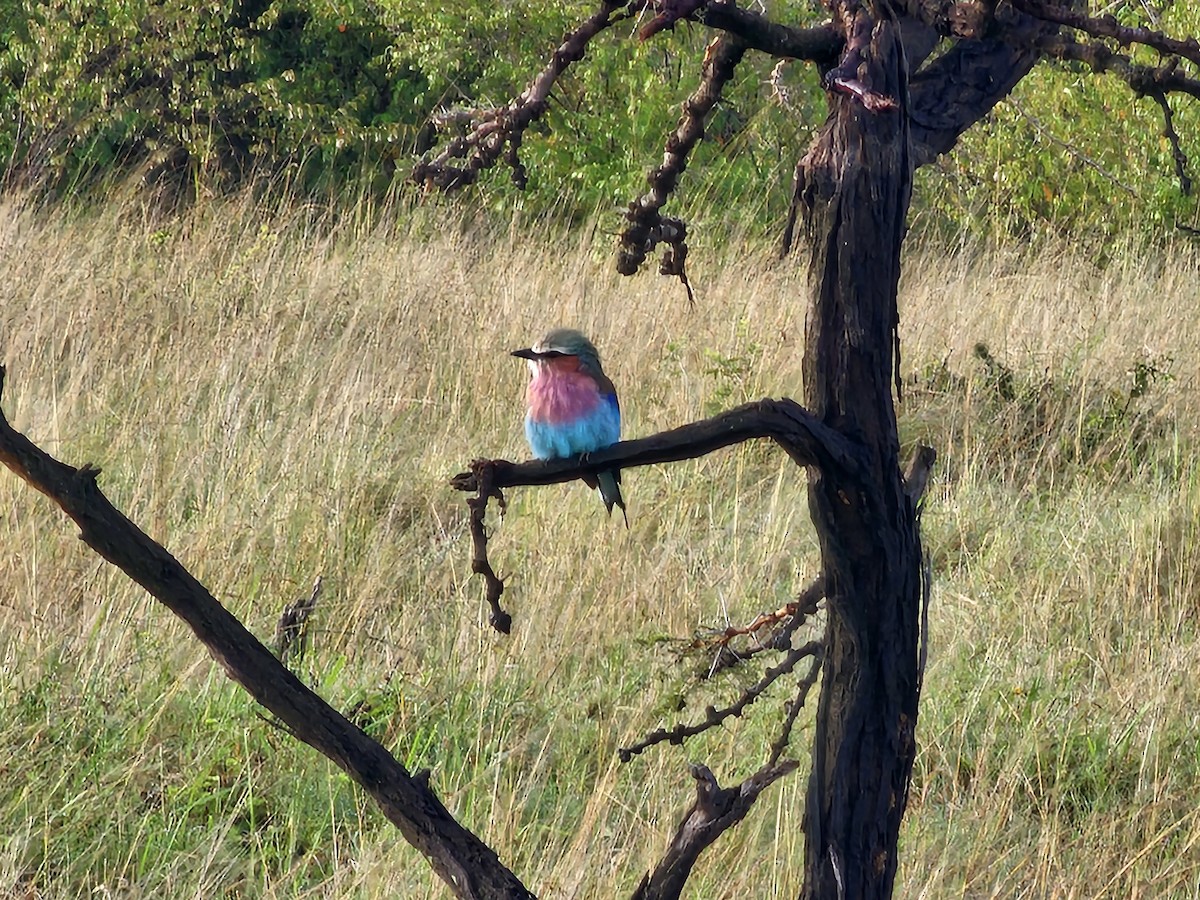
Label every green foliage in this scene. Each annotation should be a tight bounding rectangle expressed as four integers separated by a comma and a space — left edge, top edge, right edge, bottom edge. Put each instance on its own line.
0, 0, 1195, 237
910, 342, 1177, 484
915, 1, 1200, 241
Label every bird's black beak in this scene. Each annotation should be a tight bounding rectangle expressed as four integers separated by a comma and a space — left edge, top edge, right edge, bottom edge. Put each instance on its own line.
510, 347, 538, 360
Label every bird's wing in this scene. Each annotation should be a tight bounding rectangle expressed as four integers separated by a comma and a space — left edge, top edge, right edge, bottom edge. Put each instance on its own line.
593, 371, 620, 412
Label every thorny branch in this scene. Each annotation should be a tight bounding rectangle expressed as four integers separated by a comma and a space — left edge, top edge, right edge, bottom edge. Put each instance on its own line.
618, 640, 823, 762
698, 573, 824, 676
768, 650, 825, 766
617, 33, 748, 298
1030, 31, 1198, 191
1009, 99, 1137, 195
411, 1, 631, 191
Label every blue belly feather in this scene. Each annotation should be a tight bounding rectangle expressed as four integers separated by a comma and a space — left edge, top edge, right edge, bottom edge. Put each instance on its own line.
526, 395, 620, 459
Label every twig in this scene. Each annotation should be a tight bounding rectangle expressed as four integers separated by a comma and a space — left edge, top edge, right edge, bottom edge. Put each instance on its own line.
619, 640, 822, 761
1149, 88, 1193, 196
275, 574, 324, 662
697, 572, 824, 676
1009, 99, 1137, 195
766, 648, 824, 766
466, 461, 512, 635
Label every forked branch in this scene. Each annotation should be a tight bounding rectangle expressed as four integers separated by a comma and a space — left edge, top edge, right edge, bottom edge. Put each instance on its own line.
0, 366, 533, 900
632, 760, 801, 900
619, 640, 823, 761
412, 0, 631, 191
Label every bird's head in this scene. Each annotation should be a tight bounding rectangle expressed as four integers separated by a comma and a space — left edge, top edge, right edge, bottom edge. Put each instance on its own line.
511, 328, 603, 374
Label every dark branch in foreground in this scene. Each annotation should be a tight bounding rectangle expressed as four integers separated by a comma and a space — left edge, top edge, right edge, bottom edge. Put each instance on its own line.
631, 760, 800, 900
0, 366, 533, 900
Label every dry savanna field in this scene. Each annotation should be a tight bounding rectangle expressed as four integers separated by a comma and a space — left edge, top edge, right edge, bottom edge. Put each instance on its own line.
1, 194, 1200, 898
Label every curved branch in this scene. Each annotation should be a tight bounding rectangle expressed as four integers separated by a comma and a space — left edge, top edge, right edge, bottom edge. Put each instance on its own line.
0, 366, 533, 900
451, 398, 866, 496
698, 2, 841, 63
450, 400, 861, 633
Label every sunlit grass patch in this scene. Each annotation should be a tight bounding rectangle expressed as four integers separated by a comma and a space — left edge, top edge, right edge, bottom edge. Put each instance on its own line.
2, 194, 1199, 896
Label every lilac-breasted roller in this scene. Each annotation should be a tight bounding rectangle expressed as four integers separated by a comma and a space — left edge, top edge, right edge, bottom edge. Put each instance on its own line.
511, 328, 627, 525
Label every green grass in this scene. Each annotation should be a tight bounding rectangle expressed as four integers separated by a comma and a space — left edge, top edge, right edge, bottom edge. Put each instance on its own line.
2, 194, 1200, 897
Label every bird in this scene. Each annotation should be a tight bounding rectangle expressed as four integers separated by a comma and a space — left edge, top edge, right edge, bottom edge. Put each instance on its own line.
511, 328, 627, 526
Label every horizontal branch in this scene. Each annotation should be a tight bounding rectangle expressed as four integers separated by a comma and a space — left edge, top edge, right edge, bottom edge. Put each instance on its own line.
451, 398, 866, 495
698, 2, 841, 63
1011, 0, 1200, 67
0, 366, 532, 900
1034, 33, 1200, 101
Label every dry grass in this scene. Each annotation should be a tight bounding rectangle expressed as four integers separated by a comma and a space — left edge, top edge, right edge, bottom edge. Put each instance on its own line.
1, 193, 1199, 898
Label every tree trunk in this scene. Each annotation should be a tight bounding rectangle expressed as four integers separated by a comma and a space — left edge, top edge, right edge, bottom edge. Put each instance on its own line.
798, 10, 923, 899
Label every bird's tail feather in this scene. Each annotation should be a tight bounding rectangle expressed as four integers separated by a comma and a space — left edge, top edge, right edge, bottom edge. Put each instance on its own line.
596, 469, 628, 528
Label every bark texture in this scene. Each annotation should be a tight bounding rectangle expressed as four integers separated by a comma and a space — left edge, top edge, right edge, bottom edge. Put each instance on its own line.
796, 9, 923, 898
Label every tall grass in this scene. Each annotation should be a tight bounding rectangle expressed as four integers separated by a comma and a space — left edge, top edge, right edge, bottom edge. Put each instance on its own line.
1, 193, 1199, 898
